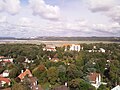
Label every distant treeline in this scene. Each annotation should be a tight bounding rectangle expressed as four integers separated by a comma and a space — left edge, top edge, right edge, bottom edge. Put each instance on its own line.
29, 37, 120, 42
0, 37, 120, 42
0, 37, 16, 40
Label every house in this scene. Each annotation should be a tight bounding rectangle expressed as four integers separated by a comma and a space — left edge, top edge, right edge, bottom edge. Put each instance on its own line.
88, 48, 105, 53
0, 56, 13, 63
93, 46, 97, 49
17, 69, 41, 90
0, 70, 9, 77
29, 77, 39, 90
43, 46, 56, 51
111, 85, 120, 90
88, 50, 93, 52
53, 85, 69, 90
99, 48, 105, 53
18, 69, 32, 80
70, 44, 81, 52
0, 77, 11, 88
25, 58, 34, 63
64, 44, 81, 52
88, 72, 101, 89
51, 58, 60, 62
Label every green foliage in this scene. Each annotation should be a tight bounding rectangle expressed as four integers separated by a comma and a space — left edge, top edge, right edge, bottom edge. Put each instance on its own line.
58, 65, 67, 83
69, 78, 96, 90
11, 83, 29, 90
109, 60, 120, 86
16, 56, 25, 63
0, 43, 119, 89
66, 64, 83, 80
0, 66, 5, 73
47, 67, 59, 85
9, 67, 20, 78
97, 84, 109, 90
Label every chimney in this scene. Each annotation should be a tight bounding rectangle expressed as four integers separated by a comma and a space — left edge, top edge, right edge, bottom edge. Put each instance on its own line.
21, 70, 24, 73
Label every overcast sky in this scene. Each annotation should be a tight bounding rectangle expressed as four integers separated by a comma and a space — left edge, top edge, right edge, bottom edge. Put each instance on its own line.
0, 0, 120, 38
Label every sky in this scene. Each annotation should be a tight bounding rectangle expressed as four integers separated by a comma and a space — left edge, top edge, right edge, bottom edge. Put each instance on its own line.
0, 0, 120, 38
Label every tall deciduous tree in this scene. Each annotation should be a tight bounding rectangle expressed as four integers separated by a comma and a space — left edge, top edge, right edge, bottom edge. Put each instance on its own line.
47, 67, 59, 85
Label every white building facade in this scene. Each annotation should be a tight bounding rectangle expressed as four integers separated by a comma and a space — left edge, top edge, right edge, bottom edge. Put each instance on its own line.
70, 44, 81, 52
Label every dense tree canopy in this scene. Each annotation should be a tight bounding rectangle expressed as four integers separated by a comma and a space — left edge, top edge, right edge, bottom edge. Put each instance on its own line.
0, 43, 119, 89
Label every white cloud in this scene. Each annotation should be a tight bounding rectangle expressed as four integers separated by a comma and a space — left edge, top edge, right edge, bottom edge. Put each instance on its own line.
107, 6, 120, 24
64, 20, 89, 31
17, 17, 33, 26
0, 15, 7, 23
0, 0, 119, 37
92, 24, 110, 33
0, 0, 21, 15
86, 0, 116, 12
92, 23, 120, 35
0, 16, 120, 37
29, 0, 61, 20
85, 0, 120, 24
0, 0, 5, 12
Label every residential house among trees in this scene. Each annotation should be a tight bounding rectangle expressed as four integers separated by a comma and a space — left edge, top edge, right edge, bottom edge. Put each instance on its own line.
43, 46, 56, 51
0, 77, 11, 88
51, 58, 60, 62
88, 48, 105, 53
17, 69, 40, 90
64, 44, 81, 52
0, 70, 9, 77
18, 69, 33, 80
88, 72, 101, 89
99, 48, 105, 53
0, 56, 13, 63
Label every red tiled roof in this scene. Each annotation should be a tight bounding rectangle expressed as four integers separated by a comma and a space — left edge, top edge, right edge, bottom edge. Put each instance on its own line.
0, 77, 11, 83
3, 60, 11, 62
88, 73, 100, 82
0, 74, 3, 77
18, 69, 32, 80
0, 56, 5, 59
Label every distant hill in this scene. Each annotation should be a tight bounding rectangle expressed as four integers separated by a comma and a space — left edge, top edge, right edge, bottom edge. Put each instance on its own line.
28, 37, 120, 42
0, 37, 16, 40
0, 37, 120, 42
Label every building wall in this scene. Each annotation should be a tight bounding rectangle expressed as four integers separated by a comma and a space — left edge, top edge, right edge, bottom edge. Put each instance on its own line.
70, 44, 80, 52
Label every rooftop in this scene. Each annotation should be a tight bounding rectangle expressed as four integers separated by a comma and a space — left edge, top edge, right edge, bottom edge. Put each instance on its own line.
18, 69, 32, 80
88, 73, 100, 82
0, 77, 11, 83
